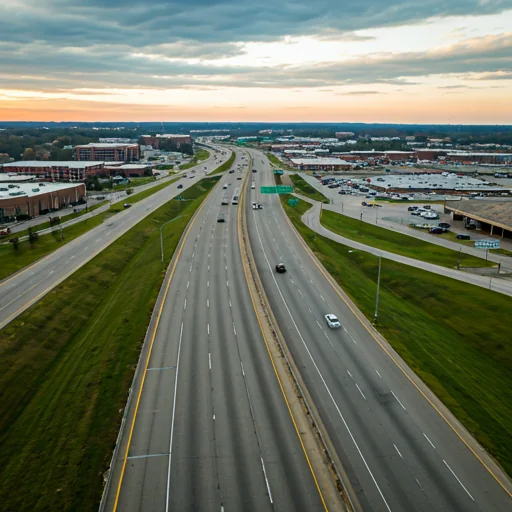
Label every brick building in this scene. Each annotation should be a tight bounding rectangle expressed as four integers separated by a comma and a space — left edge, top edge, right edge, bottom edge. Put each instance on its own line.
1, 161, 105, 182
74, 143, 139, 162
141, 134, 191, 150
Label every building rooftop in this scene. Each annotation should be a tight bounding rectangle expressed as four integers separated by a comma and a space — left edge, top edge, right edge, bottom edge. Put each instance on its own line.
0, 181, 82, 200
445, 200, 512, 231
75, 143, 138, 148
3, 161, 103, 169
291, 158, 351, 166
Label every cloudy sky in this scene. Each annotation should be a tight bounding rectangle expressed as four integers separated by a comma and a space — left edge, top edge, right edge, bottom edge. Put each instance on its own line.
0, 0, 511, 123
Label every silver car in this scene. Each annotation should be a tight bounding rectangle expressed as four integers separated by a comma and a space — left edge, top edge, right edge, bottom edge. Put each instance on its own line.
325, 314, 341, 329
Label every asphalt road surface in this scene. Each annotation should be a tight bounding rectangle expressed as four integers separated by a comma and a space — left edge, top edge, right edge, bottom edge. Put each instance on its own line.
0, 147, 230, 329
103, 153, 326, 511
245, 148, 512, 512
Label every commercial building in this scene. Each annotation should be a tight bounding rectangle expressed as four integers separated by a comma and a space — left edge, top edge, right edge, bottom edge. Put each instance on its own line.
445, 200, 512, 239
446, 153, 512, 165
0, 181, 86, 220
290, 158, 352, 171
1, 161, 105, 182
104, 163, 151, 177
141, 134, 192, 149
74, 143, 139, 162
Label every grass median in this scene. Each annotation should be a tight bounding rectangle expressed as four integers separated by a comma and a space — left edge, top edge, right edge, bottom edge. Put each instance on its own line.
179, 148, 210, 170
289, 174, 329, 204
0, 177, 180, 281
320, 209, 494, 269
266, 152, 293, 170
0, 177, 220, 512
281, 194, 512, 478
210, 150, 235, 174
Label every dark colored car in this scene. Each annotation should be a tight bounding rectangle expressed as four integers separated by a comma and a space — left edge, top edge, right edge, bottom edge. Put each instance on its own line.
177, 184, 183, 189
429, 227, 445, 234
275, 263, 286, 273
229, 170, 235, 173
123, 203, 132, 209
456, 234, 472, 240
438, 222, 451, 229
252, 169, 257, 172
408, 206, 417, 211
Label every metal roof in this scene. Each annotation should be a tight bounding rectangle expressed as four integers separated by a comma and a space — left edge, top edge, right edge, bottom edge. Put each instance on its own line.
445, 200, 512, 231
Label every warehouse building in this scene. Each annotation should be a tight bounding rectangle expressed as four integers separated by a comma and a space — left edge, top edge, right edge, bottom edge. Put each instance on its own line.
0, 181, 86, 221
290, 158, 352, 171
1, 161, 105, 182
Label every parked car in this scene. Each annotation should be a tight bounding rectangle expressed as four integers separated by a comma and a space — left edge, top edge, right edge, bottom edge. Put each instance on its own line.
438, 222, 451, 229
408, 206, 418, 211
275, 263, 286, 273
423, 205, 432, 210
325, 314, 341, 329
429, 227, 445, 234
456, 234, 472, 240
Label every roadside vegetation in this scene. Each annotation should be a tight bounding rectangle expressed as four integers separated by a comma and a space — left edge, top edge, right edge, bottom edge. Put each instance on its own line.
179, 148, 210, 170
0, 177, 220, 512
266, 152, 293, 170
320, 210, 494, 269
289, 174, 330, 204
280, 193, 512, 478
0, 177, 180, 281
211, 150, 236, 174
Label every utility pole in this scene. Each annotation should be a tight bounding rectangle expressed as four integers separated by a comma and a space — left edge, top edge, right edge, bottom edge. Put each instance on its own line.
374, 255, 382, 324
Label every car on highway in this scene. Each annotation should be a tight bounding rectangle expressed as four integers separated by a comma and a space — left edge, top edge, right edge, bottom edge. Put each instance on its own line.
252, 169, 257, 173
324, 314, 341, 329
177, 184, 183, 189
275, 263, 286, 273
229, 170, 235, 173
223, 184, 228, 189
251, 183, 255, 189
456, 234, 472, 240
217, 213, 226, 223
123, 203, 132, 209
237, 176, 242, 180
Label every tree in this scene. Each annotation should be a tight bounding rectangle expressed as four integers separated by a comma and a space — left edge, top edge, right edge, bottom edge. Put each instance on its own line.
28, 227, 38, 246
22, 148, 36, 160
125, 188, 134, 195
9, 237, 19, 250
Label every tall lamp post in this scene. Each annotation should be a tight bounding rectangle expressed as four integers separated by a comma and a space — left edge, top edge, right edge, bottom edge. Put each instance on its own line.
374, 255, 382, 324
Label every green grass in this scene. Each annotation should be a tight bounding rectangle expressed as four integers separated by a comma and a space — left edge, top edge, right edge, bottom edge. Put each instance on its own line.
179, 148, 210, 170
289, 174, 330, 204
0, 178, 180, 281
490, 248, 512, 257
109, 176, 156, 192
0, 177, 220, 512
266, 152, 293, 170
321, 210, 494, 269
210, 150, 236, 175
281, 194, 512, 478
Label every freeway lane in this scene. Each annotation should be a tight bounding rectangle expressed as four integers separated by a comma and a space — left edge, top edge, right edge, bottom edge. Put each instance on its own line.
0, 147, 229, 329
246, 149, 512, 512
104, 153, 327, 511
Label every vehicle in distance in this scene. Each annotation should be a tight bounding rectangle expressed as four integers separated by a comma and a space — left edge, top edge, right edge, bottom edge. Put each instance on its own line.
232, 188, 240, 205
275, 263, 286, 273
223, 184, 228, 189
123, 203, 132, 209
408, 206, 418, 211
325, 314, 341, 329
229, 170, 235, 173
251, 183, 255, 189
252, 202, 263, 210
221, 196, 229, 205
430, 227, 447, 234
457, 233, 472, 240
252, 169, 257, 173
217, 213, 226, 223
177, 184, 183, 189
237, 176, 242, 180
438, 222, 451, 229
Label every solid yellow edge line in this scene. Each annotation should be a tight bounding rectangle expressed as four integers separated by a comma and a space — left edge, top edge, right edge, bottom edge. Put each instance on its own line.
287, 193, 512, 500
238, 151, 329, 511
112, 194, 210, 511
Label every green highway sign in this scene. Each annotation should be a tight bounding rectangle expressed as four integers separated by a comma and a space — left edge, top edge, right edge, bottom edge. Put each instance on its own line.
288, 198, 299, 207
260, 185, 293, 194
177, 195, 183, 200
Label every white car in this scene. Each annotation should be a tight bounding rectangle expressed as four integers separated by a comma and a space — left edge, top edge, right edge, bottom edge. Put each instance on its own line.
325, 314, 341, 329
251, 183, 255, 189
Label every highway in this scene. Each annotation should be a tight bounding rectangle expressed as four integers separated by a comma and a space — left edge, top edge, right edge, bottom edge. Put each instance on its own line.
245, 149, 512, 512
103, 151, 328, 511
0, 147, 230, 329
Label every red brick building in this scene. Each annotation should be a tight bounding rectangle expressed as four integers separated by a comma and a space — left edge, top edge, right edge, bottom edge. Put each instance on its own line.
141, 134, 191, 149
74, 143, 139, 162
1, 161, 105, 182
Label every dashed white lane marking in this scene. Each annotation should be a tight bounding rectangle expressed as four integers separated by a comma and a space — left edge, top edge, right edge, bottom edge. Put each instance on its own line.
423, 433, 436, 449
226, 280, 229, 287
320, 295, 325, 301
393, 444, 403, 459
187, 281, 189, 289
240, 361, 245, 376
208, 265, 210, 271
207, 280, 209, 287
189, 265, 193, 271
298, 289, 303, 296
347, 370, 354, 380
225, 265, 228, 270
183, 299, 187, 310
96, 237, 102, 242
232, 322, 236, 335
356, 383, 366, 400
209, 353, 212, 370
375, 369, 382, 379
213, 414, 216, 420
207, 299, 209, 308
229, 300, 232, 307
260, 457, 273, 504
443, 460, 475, 501
84, 246, 88, 251
391, 390, 407, 411
69, 255, 75, 260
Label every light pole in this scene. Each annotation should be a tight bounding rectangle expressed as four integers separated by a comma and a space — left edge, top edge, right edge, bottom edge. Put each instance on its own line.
374, 255, 382, 324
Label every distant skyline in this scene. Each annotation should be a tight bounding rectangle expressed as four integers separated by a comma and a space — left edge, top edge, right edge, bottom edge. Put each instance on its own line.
0, 1, 511, 123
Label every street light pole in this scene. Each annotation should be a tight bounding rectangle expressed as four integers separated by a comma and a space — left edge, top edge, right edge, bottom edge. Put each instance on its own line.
374, 255, 382, 324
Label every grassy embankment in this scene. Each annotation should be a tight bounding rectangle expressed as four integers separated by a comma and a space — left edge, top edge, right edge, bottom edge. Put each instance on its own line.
106, 176, 156, 192
321, 210, 494, 269
0, 177, 220, 512
179, 148, 210, 170
0, 177, 180, 281
210, 150, 236, 175
280, 192, 512, 478
288, 174, 330, 204
266, 152, 294, 170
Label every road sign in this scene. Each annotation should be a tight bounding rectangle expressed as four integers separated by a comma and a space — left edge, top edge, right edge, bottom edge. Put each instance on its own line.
177, 195, 184, 201
260, 186, 293, 194
475, 240, 500, 249
288, 198, 299, 207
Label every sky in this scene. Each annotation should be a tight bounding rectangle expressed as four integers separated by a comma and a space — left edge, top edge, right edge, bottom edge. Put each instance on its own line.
0, 0, 511, 123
